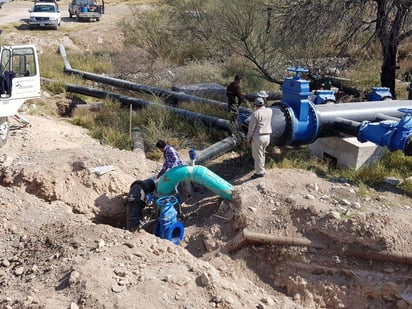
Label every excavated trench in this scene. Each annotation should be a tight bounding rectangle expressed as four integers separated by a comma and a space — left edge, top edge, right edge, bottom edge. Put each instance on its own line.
1, 140, 412, 309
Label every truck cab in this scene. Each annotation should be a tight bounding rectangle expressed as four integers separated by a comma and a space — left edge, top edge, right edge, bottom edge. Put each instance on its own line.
0, 45, 41, 147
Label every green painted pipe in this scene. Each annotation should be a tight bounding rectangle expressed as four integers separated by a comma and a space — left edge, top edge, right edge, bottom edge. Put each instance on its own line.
157, 165, 233, 200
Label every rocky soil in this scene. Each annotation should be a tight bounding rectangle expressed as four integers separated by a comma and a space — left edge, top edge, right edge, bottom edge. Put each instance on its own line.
1, 1, 412, 309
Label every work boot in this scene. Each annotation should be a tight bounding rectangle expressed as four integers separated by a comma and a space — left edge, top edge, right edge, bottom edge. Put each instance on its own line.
251, 173, 264, 179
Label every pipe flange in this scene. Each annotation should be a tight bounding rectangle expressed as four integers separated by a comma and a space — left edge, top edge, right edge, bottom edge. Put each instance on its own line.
280, 103, 293, 145
404, 135, 412, 156
308, 102, 319, 143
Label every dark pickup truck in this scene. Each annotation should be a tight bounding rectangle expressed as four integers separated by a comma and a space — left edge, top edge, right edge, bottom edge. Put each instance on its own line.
68, 0, 104, 21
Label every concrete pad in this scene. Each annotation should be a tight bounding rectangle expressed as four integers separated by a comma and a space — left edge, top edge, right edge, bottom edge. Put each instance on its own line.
309, 136, 387, 169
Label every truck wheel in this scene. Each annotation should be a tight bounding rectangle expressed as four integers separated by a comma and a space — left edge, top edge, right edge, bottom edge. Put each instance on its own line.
0, 117, 9, 147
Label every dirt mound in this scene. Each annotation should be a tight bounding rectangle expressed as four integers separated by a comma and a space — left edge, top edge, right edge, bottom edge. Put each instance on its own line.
1, 115, 152, 220
1, 115, 307, 309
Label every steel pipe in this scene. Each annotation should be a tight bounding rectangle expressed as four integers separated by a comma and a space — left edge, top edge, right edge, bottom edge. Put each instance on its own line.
59, 45, 251, 114
332, 117, 361, 136
375, 113, 401, 121
195, 136, 237, 165
66, 80, 239, 162
60, 46, 412, 154
316, 100, 411, 124
65, 83, 231, 132
315, 100, 412, 140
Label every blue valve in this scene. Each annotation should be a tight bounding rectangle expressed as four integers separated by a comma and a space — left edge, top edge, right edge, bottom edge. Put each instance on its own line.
154, 195, 184, 245
189, 148, 197, 165
358, 107, 412, 155
146, 193, 153, 205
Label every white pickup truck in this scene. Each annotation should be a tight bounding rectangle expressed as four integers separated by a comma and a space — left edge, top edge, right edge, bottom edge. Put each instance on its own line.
0, 45, 41, 147
28, 1, 61, 30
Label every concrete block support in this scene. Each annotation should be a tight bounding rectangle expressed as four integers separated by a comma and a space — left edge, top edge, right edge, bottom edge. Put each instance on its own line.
308, 136, 386, 169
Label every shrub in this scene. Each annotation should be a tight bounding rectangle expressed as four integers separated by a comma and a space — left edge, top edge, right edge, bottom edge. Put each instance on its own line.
119, 7, 209, 65
133, 104, 226, 152
68, 52, 113, 74
43, 80, 66, 95
72, 107, 96, 130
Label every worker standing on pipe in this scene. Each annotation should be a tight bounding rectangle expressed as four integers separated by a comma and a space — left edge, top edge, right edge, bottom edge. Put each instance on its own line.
226, 74, 246, 132
156, 140, 183, 179
247, 97, 273, 179
156, 140, 193, 213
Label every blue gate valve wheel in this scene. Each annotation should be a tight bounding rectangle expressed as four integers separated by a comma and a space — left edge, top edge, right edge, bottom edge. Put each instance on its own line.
156, 195, 178, 207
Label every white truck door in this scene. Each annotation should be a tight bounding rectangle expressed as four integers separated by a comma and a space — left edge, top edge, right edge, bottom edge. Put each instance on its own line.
0, 45, 41, 117
6, 45, 41, 99
0, 45, 41, 146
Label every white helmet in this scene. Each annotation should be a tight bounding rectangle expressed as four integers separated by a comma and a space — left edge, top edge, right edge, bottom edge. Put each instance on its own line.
257, 90, 269, 98
255, 97, 265, 106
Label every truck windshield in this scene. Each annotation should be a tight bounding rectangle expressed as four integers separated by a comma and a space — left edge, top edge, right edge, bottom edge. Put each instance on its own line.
12, 47, 37, 77
1, 47, 36, 77
33, 5, 56, 12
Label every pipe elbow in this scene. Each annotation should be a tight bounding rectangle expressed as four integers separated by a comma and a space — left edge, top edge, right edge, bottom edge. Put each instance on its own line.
156, 165, 233, 200
157, 165, 193, 194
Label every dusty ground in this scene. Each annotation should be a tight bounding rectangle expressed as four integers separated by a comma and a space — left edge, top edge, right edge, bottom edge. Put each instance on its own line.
1, 1, 412, 309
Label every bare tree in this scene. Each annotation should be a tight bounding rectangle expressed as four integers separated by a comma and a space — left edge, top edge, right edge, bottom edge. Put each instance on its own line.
174, 0, 290, 83
176, 0, 412, 95
214, 0, 287, 84
172, 1, 363, 87
275, 0, 412, 98
375, 0, 412, 98
124, 0, 412, 97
